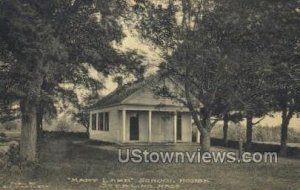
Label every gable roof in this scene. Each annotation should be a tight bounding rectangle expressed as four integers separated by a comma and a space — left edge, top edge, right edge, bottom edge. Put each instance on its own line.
89, 75, 159, 109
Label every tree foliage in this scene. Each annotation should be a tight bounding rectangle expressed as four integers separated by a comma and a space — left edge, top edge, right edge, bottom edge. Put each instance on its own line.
0, 0, 145, 161
131, 0, 299, 152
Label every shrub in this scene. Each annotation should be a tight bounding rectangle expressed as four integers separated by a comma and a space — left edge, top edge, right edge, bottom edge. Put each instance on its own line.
2, 121, 19, 131
6, 141, 21, 167
0, 132, 6, 138
56, 119, 72, 132
0, 149, 8, 170
0, 141, 41, 175
0, 132, 7, 143
0, 141, 21, 172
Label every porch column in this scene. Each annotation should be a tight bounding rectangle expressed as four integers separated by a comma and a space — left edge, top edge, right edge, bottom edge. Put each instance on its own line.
96, 112, 99, 130
197, 129, 200, 143
174, 112, 177, 143
148, 111, 152, 143
89, 112, 92, 133
122, 109, 126, 142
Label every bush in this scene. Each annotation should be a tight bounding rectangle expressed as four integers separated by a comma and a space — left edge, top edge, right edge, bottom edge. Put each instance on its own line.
6, 141, 21, 167
0, 149, 7, 170
0, 132, 6, 138
0, 132, 7, 142
0, 141, 41, 175
55, 119, 73, 132
0, 141, 21, 172
2, 121, 19, 131
43, 131, 88, 139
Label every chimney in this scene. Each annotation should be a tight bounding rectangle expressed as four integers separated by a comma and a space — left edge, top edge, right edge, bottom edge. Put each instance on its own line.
114, 76, 123, 88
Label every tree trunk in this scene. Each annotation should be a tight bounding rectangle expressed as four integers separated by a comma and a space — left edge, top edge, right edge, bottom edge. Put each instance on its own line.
86, 126, 90, 138
20, 98, 38, 162
200, 129, 211, 152
245, 113, 253, 150
223, 114, 229, 146
36, 104, 43, 139
238, 140, 243, 158
280, 108, 293, 156
280, 121, 288, 156
199, 117, 211, 152
36, 103, 44, 158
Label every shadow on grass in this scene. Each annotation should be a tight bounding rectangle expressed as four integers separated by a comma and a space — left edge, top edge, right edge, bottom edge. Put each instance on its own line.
1, 136, 300, 190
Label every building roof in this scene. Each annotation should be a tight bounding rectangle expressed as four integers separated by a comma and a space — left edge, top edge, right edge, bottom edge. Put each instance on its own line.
89, 75, 159, 109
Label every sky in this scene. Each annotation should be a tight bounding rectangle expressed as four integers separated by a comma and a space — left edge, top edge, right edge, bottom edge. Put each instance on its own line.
100, 27, 163, 95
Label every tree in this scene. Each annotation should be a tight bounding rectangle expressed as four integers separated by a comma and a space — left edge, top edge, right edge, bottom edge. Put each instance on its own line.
208, 0, 299, 153
0, 0, 145, 162
0, 0, 63, 161
160, 34, 237, 152
133, 0, 264, 151
266, 2, 299, 155
221, 112, 243, 146
132, 0, 230, 151
238, 0, 300, 155
232, 61, 272, 149
189, 0, 299, 152
132, 0, 299, 153
74, 110, 90, 137
202, 0, 276, 150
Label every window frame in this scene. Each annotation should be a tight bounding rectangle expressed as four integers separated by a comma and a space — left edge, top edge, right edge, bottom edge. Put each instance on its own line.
104, 112, 109, 131
96, 112, 109, 131
91, 113, 97, 131
98, 112, 103, 130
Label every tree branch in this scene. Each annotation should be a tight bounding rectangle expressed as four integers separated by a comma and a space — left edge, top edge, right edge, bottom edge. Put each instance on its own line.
252, 115, 265, 125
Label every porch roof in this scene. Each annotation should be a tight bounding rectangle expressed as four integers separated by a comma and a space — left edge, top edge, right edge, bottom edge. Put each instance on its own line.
90, 104, 190, 113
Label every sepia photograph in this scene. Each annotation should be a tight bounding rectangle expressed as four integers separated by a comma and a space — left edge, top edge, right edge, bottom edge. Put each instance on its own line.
0, 0, 299, 189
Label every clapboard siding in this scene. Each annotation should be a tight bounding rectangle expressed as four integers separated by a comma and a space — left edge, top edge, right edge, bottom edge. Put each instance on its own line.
89, 109, 120, 142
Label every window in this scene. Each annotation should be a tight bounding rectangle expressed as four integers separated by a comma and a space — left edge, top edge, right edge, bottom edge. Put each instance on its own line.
104, 112, 109, 131
97, 112, 109, 131
177, 113, 182, 140
98, 113, 103, 130
92, 113, 97, 130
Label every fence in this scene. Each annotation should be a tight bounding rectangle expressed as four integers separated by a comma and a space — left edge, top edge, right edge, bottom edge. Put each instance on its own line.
211, 137, 300, 158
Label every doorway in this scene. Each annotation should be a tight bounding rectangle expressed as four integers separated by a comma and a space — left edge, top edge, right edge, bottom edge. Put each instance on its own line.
130, 116, 139, 140
177, 113, 182, 141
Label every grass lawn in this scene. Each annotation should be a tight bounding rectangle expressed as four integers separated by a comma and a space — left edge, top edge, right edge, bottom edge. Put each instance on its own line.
0, 137, 299, 190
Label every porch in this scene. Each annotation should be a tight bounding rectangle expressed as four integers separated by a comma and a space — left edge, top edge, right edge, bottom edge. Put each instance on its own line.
119, 106, 195, 143
89, 105, 199, 144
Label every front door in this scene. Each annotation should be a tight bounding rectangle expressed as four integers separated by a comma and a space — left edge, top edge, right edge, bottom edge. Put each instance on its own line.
130, 116, 139, 140
177, 113, 182, 141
